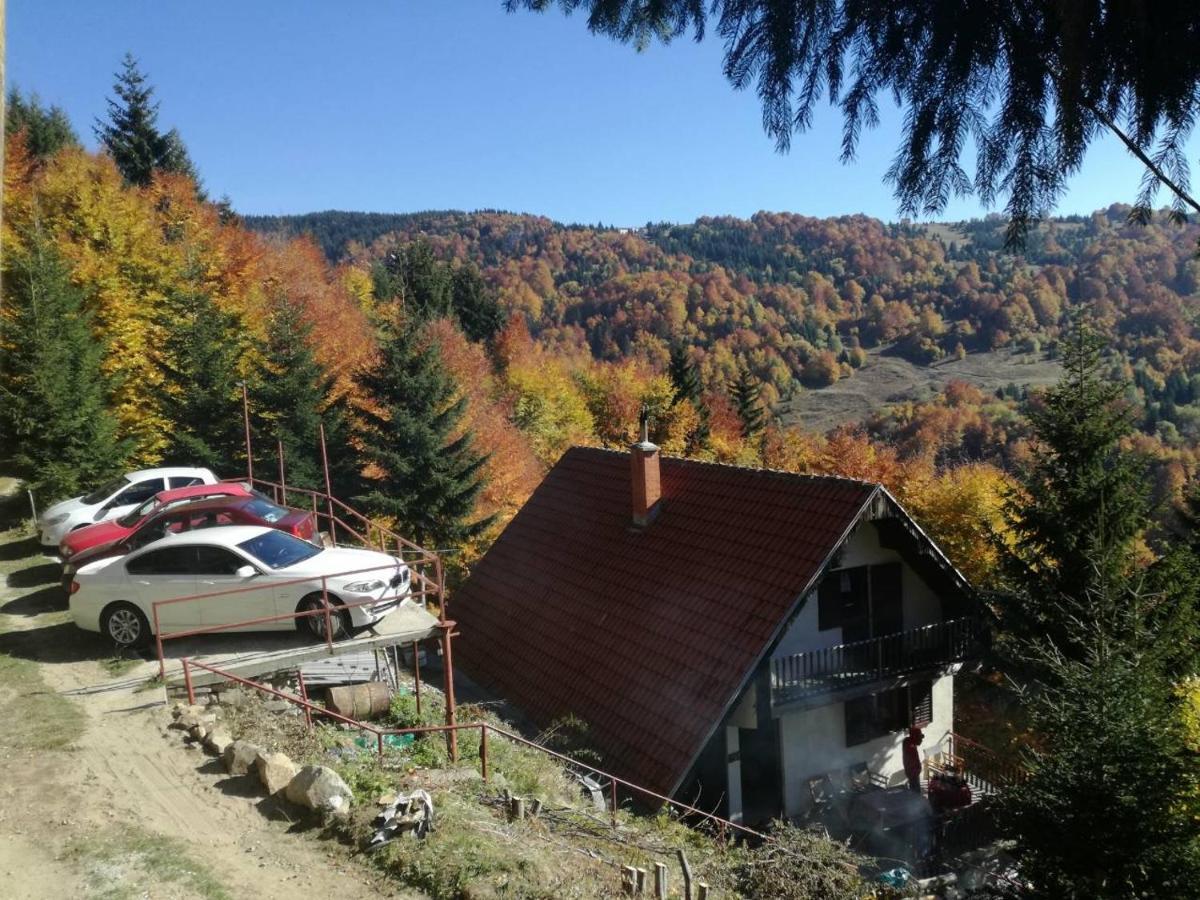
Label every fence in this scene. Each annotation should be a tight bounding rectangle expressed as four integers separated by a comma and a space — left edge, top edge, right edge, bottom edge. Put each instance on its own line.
179, 656, 768, 843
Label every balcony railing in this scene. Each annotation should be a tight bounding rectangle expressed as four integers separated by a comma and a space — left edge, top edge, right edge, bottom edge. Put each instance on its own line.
771, 617, 982, 704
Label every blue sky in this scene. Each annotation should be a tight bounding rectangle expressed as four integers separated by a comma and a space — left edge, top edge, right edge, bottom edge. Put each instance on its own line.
11, 1, 1196, 226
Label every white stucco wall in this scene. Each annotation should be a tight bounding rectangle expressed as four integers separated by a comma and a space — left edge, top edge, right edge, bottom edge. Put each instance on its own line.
778, 674, 955, 817
772, 521, 943, 659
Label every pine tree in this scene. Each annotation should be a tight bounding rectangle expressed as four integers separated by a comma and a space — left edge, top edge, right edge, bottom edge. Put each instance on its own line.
0, 229, 129, 500
6, 89, 79, 159
94, 53, 199, 188
730, 367, 765, 439
373, 242, 503, 341
250, 296, 356, 498
155, 287, 247, 472
355, 316, 492, 548
997, 318, 1146, 659
668, 343, 710, 452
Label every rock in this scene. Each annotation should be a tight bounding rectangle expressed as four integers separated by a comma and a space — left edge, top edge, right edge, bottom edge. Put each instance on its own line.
172, 703, 205, 720
205, 727, 233, 756
223, 740, 262, 776
262, 699, 293, 714
285, 765, 353, 816
255, 751, 298, 795
217, 688, 252, 708
189, 724, 208, 742
171, 711, 203, 731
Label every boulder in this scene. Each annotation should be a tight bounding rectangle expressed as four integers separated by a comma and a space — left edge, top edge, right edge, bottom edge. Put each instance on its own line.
189, 724, 208, 742
204, 727, 233, 756
285, 765, 353, 816
223, 740, 262, 776
255, 751, 298, 795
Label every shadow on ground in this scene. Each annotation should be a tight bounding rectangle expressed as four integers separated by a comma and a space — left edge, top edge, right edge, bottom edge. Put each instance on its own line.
0, 621, 113, 665
7, 562, 62, 589
1, 586, 67, 618
0, 490, 34, 532
0, 535, 41, 562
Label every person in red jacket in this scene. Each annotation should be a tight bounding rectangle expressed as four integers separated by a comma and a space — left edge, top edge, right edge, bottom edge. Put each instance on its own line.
902, 726, 924, 793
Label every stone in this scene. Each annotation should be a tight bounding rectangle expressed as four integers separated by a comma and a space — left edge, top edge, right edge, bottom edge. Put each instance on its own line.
262, 699, 293, 714
285, 765, 353, 816
223, 740, 262, 776
218, 688, 252, 708
172, 703, 205, 720
189, 724, 208, 742
205, 727, 233, 756
255, 751, 298, 795
172, 711, 203, 731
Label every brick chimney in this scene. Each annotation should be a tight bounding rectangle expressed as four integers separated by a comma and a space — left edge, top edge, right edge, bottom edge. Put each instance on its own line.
630, 418, 662, 528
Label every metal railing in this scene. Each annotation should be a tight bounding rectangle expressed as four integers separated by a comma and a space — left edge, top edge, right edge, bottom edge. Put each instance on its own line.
178, 657, 776, 844
150, 560, 438, 677
771, 618, 982, 704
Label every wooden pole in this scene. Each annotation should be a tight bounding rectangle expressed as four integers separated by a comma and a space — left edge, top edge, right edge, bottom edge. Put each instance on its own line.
653, 862, 667, 899
677, 849, 694, 900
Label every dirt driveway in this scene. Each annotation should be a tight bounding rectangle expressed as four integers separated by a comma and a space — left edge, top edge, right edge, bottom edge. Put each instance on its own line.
0, 521, 424, 899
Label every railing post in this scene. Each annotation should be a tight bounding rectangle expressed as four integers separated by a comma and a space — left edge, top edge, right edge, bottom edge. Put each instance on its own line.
412, 640, 422, 716
155, 606, 165, 680
440, 622, 458, 763
242, 382, 254, 482
297, 668, 313, 730
182, 657, 194, 705
610, 778, 618, 827
322, 576, 333, 651
319, 421, 336, 548
480, 724, 489, 782
277, 438, 287, 505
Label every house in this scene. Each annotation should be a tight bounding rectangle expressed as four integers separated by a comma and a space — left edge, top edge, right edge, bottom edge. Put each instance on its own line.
453, 438, 981, 824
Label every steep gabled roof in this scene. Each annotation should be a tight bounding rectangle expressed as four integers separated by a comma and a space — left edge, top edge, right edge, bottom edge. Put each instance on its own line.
452, 447, 930, 798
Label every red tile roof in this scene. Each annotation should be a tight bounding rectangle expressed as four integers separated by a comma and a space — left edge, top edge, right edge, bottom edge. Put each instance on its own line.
453, 446, 880, 799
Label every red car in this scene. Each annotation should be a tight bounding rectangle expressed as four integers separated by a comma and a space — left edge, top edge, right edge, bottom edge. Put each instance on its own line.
61, 494, 320, 588
59, 482, 253, 561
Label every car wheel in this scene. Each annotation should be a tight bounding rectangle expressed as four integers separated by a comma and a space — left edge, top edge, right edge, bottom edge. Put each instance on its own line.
297, 593, 350, 642
101, 602, 151, 649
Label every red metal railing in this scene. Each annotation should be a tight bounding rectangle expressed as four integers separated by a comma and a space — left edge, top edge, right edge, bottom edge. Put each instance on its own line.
179, 656, 771, 843
150, 560, 438, 678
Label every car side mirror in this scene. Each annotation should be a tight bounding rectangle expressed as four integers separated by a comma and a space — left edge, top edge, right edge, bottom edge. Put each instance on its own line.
235, 565, 258, 579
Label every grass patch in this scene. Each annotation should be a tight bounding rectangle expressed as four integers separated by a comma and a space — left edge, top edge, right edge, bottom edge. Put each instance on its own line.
66, 825, 231, 900
0, 652, 84, 751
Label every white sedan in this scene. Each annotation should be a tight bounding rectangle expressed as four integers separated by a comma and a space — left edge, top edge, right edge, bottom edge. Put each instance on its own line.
38, 467, 218, 549
68, 525, 413, 648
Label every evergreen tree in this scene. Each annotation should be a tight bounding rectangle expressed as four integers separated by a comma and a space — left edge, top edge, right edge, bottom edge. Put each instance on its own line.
154, 287, 247, 472
668, 343, 702, 404
373, 241, 503, 341
668, 343, 710, 452
6, 89, 79, 159
998, 586, 1200, 898
730, 367, 765, 439
0, 230, 128, 500
997, 318, 1146, 659
94, 53, 199, 188
250, 296, 356, 498
355, 316, 492, 548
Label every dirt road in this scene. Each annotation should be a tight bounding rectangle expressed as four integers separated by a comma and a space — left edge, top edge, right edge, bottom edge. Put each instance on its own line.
0, 526, 423, 899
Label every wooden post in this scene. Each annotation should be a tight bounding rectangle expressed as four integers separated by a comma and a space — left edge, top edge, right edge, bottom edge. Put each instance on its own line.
654, 863, 667, 899
530, 798, 543, 817
677, 848, 694, 900
621, 866, 638, 895
412, 640, 422, 715
510, 796, 525, 821
635, 868, 647, 894
697, 882, 709, 900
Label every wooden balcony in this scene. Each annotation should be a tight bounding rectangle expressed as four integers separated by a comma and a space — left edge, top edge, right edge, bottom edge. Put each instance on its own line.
771, 617, 982, 706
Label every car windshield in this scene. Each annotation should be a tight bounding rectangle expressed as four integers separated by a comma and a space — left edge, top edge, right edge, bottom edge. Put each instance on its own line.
243, 498, 288, 524
118, 495, 163, 527
83, 476, 129, 506
237, 530, 321, 569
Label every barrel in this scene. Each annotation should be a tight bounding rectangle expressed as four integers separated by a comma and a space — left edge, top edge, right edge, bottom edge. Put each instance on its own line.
326, 681, 391, 719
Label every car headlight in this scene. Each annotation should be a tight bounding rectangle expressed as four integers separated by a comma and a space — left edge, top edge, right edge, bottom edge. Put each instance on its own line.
343, 579, 386, 594
45, 514, 68, 527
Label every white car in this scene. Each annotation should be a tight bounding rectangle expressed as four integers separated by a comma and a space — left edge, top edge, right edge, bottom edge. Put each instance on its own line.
68, 525, 412, 648
38, 467, 218, 550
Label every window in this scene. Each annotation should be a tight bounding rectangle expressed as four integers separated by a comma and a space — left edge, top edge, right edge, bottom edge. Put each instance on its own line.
844, 680, 934, 746
193, 546, 247, 576
242, 498, 288, 523
127, 517, 176, 552
111, 478, 165, 507
817, 562, 903, 638
238, 530, 321, 569
83, 476, 130, 505
187, 511, 236, 530
169, 476, 204, 489
126, 547, 194, 576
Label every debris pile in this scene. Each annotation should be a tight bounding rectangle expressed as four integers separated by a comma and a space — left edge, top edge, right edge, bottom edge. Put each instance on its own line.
368, 790, 434, 850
